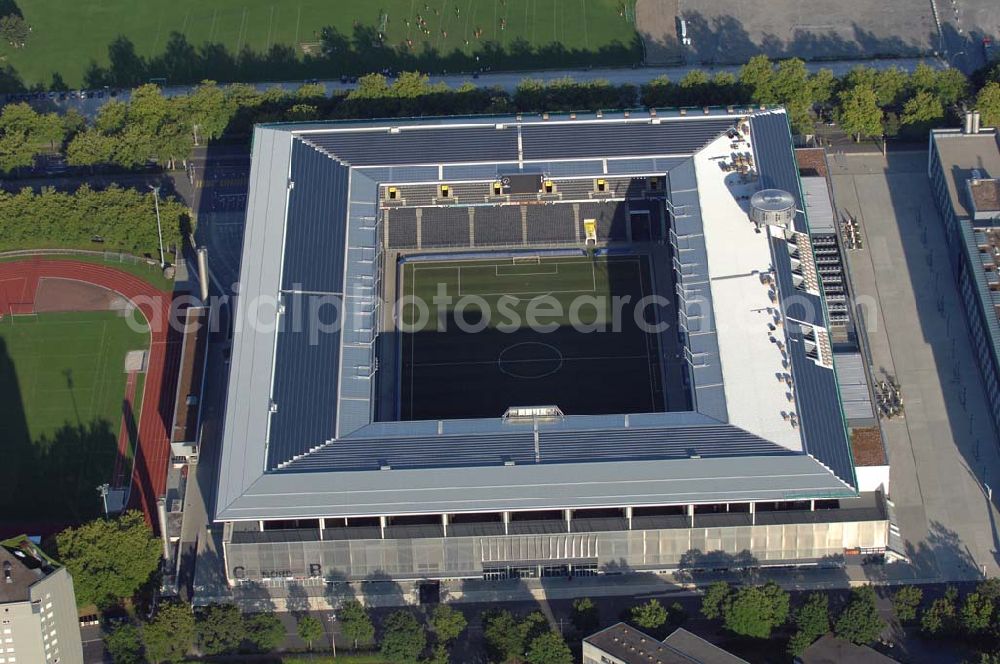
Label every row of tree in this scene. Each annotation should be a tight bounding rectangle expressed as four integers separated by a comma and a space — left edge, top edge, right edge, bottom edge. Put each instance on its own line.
0, 183, 187, 256
4, 58, 999, 179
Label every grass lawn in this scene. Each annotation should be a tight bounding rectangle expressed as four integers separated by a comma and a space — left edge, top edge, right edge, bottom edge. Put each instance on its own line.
0, 310, 150, 528
1, 0, 640, 88
399, 254, 664, 420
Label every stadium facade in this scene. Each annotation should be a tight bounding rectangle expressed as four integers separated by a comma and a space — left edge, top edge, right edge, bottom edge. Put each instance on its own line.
216, 107, 889, 588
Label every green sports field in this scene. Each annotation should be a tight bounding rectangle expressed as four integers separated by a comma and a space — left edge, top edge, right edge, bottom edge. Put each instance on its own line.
0, 311, 149, 526
2, 0, 640, 89
399, 254, 666, 420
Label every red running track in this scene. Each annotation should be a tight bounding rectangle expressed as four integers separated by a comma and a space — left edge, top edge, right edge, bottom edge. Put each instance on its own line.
0, 258, 181, 533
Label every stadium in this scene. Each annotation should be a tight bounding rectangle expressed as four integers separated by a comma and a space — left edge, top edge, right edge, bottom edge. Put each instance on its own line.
216, 107, 890, 589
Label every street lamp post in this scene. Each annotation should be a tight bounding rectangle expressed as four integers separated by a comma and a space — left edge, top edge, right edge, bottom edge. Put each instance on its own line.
327, 615, 336, 657
96, 483, 110, 518
148, 184, 166, 268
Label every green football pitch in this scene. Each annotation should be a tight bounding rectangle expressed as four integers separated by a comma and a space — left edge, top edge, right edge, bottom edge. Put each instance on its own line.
399, 254, 666, 420
0, 311, 149, 526
3, 0, 640, 89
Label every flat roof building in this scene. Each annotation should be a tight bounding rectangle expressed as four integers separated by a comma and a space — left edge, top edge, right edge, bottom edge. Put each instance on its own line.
214, 107, 887, 598
928, 122, 1000, 438
584, 624, 748, 664
0, 536, 84, 664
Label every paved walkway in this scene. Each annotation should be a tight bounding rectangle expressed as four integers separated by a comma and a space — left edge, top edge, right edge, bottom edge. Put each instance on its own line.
829, 151, 1000, 581
0, 258, 181, 530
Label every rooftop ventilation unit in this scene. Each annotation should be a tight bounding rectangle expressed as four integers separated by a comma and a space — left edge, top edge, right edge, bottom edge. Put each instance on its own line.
750, 189, 796, 230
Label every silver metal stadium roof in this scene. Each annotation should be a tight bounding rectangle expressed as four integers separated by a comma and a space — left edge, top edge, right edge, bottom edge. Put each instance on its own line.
215, 108, 857, 522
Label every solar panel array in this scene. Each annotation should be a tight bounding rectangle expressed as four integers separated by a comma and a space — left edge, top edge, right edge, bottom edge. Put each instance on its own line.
279, 423, 792, 473
267, 293, 342, 469
282, 140, 350, 293
520, 119, 739, 160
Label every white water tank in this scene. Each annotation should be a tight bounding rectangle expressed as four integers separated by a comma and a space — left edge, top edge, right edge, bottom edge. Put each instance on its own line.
750, 189, 796, 229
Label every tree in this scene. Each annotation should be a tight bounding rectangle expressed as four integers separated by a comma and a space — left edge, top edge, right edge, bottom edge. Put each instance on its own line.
837, 85, 883, 141
296, 83, 327, 101
892, 585, 923, 623
740, 55, 775, 104
723, 582, 790, 639
901, 90, 944, 127
245, 612, 286, 653
296, 614, 324, 651
348, 73, 392, 100
787, 593, 830, 656
910, 63, 967, 106
571, 597, 599, 635
960, 591, 994, 635
196, 603, 246, 655
0, 14, 29, 48
37, 112, 67, 150
55, 511, 161, 608
835, 585, 885, 645
143, 602, 196, 664
430, 604, 467, 644
95, 100, 129, 134
286, 103, 319, 121
526, 631, 573, 664
339, 599, 375, 649
186, 80, 235, 145
874, 67, 909, 107
65, 128, 117, 167
921, 592, 957, 637
771, 58, 814, 132
810, 68, 837, 106
0, 102, 40, 172
482, 609, 524, 662
124, 84, 192, 169
641, 75, 672, 107
630, 599, 668, 631
677, 69, 710, 106
380, 610, 427, 663
519, 612, 550, 649
701, 581, 731, 620
667, 601, 688, 627
424, 643, 450, 664
104, 623, 143, 664
977, 82, 1000, 128
931, 68, 969, 106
